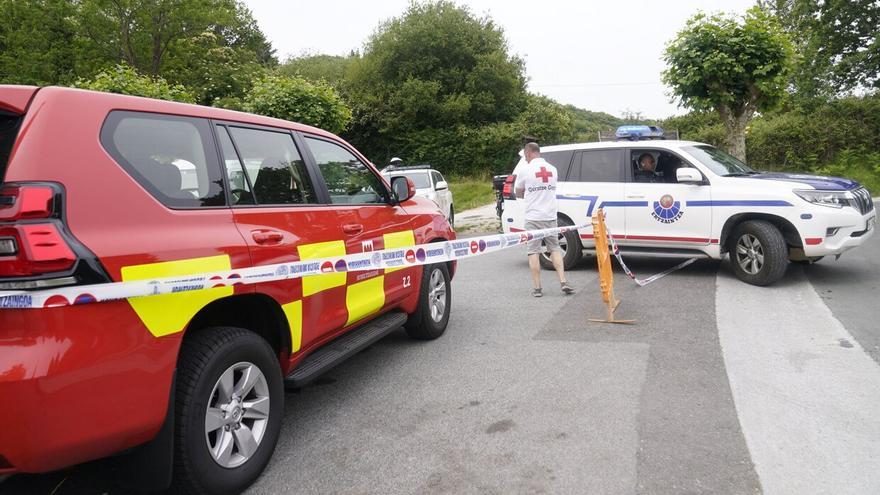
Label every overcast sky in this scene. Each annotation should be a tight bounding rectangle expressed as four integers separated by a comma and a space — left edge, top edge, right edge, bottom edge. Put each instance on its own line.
244, 0, 755, 119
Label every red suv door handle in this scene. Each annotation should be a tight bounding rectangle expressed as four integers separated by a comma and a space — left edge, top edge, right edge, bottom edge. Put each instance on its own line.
342, 224, 364, 235
252, 230, 284, 244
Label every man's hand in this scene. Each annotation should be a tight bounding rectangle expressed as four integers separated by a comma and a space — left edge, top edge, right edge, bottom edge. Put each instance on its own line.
515, 186, 524, 199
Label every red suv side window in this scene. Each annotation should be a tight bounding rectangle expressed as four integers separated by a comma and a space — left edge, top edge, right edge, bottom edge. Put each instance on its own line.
223, 126, 318, 206
304, 136, 387, 205
100, 111, 226, 208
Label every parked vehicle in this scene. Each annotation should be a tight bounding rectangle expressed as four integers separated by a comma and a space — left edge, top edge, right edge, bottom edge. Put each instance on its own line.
501, 140, 875, 286
0, 86, 456, 493
381, 165, 454, 226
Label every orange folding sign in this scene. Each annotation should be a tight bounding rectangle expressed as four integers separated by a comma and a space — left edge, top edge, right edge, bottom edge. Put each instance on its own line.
589, 209, 633, 324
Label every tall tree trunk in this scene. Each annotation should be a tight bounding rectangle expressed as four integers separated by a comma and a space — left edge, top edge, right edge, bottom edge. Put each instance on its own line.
718, 106, 751, 162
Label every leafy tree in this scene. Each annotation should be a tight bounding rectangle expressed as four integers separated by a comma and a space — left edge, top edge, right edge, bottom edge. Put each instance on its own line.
663, 8, 795, 161
345, 1, 528, 170
165, 30, 268, 105
162, 2, 275, 104
0, 0, 276, 105
0, 0, 79, 85
564, 105, 625, 142
763, 0, 880, 100
79, 0, 240, 75
72, 0, 274, 103
279, 53, 358, 88
243, 76, 352, 134
74, 64, 195, 102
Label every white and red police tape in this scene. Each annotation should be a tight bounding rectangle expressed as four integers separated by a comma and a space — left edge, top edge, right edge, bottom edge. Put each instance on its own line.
605, 226, 699, 287
0, 223, 589, 309
0, 221, 698, 309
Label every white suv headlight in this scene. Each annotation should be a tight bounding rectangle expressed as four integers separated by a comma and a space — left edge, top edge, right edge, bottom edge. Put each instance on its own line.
794, 189, 853, 209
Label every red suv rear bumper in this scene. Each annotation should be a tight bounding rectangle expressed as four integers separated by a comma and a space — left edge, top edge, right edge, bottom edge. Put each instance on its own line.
0, 303, 177, 473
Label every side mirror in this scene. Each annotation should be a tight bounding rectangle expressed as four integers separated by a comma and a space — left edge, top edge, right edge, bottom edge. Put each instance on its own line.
676, 168, 704, 184
391, 176, 416, 204
435, 180, 448, 191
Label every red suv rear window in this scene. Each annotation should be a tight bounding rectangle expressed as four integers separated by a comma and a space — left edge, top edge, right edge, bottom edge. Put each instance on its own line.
100, 111, 227, 208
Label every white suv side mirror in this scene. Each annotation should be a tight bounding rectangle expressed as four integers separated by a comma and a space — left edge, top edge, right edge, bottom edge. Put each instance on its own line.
435, 180, 448, 191
676, 168, 704, 184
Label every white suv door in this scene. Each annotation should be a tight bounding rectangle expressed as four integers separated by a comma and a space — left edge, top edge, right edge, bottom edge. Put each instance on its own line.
430, 170, 451, 217
623, 148, 713, 246
557, 148, 627, 245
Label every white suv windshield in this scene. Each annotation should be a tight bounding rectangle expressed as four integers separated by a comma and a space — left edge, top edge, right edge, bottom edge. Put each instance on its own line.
387, 172, 431, 189
684, 145, 757, 176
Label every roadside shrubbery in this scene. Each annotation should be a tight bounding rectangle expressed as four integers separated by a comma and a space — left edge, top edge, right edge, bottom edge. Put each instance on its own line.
242, 76, 352, 135
74, 64, 196, 103
664, 94, 880, 192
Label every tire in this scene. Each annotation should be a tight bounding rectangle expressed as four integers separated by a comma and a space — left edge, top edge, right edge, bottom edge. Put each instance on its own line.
171, 327, 283, 495
539, 217, 583, 271
728, 220, 788, 286
404, 263, 451, 340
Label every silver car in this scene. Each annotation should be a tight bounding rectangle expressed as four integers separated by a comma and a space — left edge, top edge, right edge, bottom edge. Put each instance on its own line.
382, 166, 454, 226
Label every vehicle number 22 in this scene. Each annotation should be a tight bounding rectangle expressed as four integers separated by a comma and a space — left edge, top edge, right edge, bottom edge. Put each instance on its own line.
402, 275, 412, 288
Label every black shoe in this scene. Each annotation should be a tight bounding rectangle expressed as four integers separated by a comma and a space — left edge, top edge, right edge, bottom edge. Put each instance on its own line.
560, 282, 575, 295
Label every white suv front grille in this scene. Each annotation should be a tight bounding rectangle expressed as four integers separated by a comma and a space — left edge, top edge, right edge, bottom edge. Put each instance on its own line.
852, 187, 874, 215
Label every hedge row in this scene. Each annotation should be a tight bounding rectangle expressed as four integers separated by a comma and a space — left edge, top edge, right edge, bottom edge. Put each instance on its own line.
663, 94, 880, 192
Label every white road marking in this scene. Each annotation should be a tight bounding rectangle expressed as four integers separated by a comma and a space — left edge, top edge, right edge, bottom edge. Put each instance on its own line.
716, 267, 880, 495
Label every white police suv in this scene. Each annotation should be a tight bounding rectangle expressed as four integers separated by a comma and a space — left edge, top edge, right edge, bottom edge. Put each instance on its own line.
501, 140, 876, 286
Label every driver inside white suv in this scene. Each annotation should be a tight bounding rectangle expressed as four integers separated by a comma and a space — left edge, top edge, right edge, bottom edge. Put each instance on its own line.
633, 152, 662, 183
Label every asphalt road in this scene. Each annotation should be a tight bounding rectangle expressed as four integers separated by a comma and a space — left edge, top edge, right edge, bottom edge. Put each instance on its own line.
4, 206, 879, 495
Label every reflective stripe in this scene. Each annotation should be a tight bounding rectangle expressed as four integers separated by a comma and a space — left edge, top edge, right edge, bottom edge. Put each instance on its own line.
120, 255, 233, 337
345, 276, 385, 326
282, 299, 303, 353
298, 240, 347, 296
383, 230, 415, 273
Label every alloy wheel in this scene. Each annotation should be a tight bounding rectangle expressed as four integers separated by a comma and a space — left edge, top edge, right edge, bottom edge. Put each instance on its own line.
735, 234, 765, 275
428, 268, 447, 322
204, 361, 270, 468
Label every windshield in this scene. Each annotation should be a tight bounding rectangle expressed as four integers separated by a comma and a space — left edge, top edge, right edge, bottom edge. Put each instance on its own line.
683, 145, 756, 176
387, 172, 431, 189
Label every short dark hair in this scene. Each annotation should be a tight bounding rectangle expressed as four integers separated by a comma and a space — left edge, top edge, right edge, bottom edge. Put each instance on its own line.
524, 142, 540, 155
638, 152, 654, 164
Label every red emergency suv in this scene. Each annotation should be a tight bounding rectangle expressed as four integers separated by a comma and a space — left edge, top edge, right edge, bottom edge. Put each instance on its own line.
0, 86, 456, 493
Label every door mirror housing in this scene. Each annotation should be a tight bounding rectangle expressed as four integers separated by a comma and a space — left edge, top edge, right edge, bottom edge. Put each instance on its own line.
435, 180, 448, 191
676, 168, 704, 184
391, 176, 416, 204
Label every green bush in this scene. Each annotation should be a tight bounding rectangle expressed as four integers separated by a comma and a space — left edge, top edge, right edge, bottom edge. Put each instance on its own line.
746, 95, 880, 171
244, 75, 352, 134
815, 149, 880, 194
662, 94, 880, 189
74, 64, 195, 103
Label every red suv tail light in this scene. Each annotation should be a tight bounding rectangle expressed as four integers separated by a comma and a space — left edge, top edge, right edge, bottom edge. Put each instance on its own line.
502, 174, 517, 200
0, 184, 55, 220
0, 183, 104, 287
0, 224, 76, 276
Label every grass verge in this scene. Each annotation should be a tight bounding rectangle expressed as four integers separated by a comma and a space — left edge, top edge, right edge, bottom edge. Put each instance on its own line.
448, 173, 496, 212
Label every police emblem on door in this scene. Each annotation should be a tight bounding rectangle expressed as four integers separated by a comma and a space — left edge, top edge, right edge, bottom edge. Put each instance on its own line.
652, 194, 684, 224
